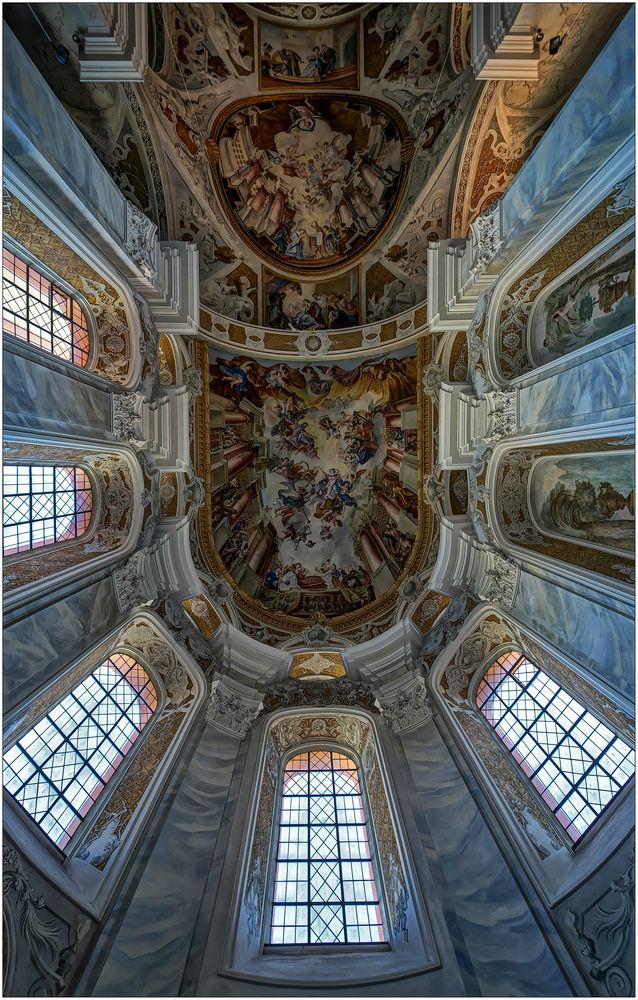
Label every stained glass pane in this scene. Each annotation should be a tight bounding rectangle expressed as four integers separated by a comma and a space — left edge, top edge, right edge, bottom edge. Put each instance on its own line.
270, 750, 385, 945
2, 655, 156, 850
3, 465, 93, 555
478, 652, 634, 841
3, 247, 89, 366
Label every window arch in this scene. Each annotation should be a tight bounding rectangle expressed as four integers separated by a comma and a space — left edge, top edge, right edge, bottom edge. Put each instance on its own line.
215, 712, 439, 986
3, 464, 93, 556
477, 650, 634, 842
2, 652, 157, 850
2, 246, 90, 367
270, 749, 385, 946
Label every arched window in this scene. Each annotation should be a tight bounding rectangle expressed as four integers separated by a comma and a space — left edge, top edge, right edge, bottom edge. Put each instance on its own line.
3, 464, 93, 556
270, 749, 385, 946
2, 653, 157, 850
2, 246, 90, 367
477, 651, 634, 842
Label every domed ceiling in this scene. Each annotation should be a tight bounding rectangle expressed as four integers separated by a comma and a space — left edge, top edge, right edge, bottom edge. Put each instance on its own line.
208, 95, 412, 274
143, 1, 475, 330
3, 0, 623, 644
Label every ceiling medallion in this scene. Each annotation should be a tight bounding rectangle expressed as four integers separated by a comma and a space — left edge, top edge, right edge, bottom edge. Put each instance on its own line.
208, 94, 412, 275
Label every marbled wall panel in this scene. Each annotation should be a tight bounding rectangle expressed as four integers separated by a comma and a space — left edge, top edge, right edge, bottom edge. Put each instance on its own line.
3, 351, 111, 439
3, 577, 122, 712
515, 569, 634, 700
518, 335, 634, 434
401, 722, 573, 998
88, 725, 239, 998
3, 23, 126, 242
495, 10, 634, 269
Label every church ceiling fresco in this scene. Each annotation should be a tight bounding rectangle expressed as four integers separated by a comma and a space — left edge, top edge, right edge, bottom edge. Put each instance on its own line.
264, 267, 360, 330
194, 339, 432, 633
258, 18, 359, 89
495, 176, 634, 379
6, 3, 626, 338
208, 94, 411, 273
528, 237, 634, 367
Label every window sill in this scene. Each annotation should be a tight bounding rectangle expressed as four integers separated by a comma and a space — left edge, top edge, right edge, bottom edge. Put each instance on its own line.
263, 942, 390, 956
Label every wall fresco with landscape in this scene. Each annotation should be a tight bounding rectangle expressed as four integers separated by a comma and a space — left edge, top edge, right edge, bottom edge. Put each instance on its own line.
529, 240, 635, 366
531, 453, 634, 555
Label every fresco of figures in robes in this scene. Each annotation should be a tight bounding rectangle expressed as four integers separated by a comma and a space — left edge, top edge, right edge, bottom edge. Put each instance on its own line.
208, 348, 419, 618
212, 95, 408, 272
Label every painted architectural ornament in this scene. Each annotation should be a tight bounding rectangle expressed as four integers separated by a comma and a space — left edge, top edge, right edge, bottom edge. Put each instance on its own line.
209, 95, 411, 273
289, 650, 346, 678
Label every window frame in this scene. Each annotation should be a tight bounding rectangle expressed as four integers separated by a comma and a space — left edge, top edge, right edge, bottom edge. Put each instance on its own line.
3, 462, 98, 561
2, 237, 99, 378
214, 707, 441, 987
474, 648, 635, 846
430, 607, 635, 907
2, 645, 166, 863
262, 743, 391, 953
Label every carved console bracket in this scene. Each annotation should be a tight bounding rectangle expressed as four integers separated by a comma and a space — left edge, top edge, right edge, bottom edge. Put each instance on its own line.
427, 200, 504, 333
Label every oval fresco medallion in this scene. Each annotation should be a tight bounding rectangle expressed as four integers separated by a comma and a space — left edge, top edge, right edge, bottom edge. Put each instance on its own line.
208, 94, 412, 274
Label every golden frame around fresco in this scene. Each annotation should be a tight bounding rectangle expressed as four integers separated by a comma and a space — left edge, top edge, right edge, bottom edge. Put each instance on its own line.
193, 337, 432, 634
206, 92, 413, 279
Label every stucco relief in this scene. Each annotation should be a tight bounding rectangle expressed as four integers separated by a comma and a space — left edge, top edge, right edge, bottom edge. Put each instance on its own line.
3, 844, 93, 997
360, 730, 409, 941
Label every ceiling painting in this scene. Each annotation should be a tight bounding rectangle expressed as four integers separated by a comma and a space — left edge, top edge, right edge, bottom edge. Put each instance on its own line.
205, 262, 260, 323
259, 18, 358, 89
201, 345, 423, 624
264, 267, 360, 330
154, 3, 255, 89
528, 237, 634, 367
365, 261, 426, 323
208, 95, 411, 274
364, 4, 448, 85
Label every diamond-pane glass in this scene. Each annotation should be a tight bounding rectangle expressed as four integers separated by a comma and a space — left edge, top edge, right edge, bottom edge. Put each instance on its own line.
2, 654, 156, 849
3, 464, 93, 555
270, 750, 385, 945
3, 247, 89, 366
478, 652, 634, 841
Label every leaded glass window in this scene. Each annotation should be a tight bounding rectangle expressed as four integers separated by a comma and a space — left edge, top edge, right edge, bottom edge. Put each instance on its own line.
477, 651, 635, 841
3, 653, 157, 849
270, 750, 385, 945
2, 247, 90, 366
3, 465, 93, 556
